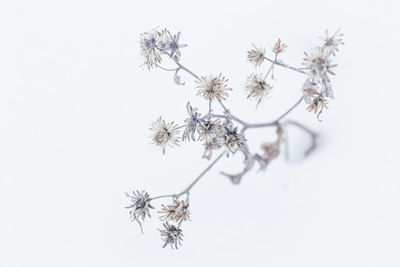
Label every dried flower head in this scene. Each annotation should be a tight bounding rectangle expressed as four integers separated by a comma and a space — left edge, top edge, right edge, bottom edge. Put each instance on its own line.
219, 122, 246, 156
272, 39, 287, 54
320, 29, 344, 56
159, 222, 183, 249
247, 44, 265, 67
198, 118, 222, 145
140, 29, 164, 69
150, 117, 180, 154
182, 102, 202, 141
196, 74, 232, 102
303, 47, 337, 81
159, 200, 190, 222
246, 74, 273, 107
126, 190, 154, 233
307, 96, 328, 114
161, 29, 187, 60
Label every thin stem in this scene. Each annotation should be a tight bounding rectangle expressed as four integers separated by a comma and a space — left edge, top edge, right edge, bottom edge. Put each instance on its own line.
263, 56, 306, 75
283, 120, 318, 156
175, 125, 186, 130
241, 96, 304, 132
218, 99, 229, 112
150, 194, 175, 201
206, 113, 246, 126
174, 60, 201, 81
176, 152, 225, 197
274, 96, 304, 122
264, 54, 277, 80
158, 65, 179, 72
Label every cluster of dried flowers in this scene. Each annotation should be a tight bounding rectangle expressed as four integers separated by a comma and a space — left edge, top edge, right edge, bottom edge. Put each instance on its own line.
127, 27, 343, 249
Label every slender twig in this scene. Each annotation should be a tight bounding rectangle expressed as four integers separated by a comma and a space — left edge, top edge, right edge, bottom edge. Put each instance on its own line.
175, 152, 225, 197
264, 54, 277, 80
263, 56, 306, 75
241, 96, 304, 133
274, 96, 304, 122
174, 60, 201, 81
150, 194, 175, 201
158, 65, 179, 72
283, 120, 318, 156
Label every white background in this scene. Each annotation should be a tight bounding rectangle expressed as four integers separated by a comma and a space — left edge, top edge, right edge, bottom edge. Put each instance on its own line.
0, 0, 399, 266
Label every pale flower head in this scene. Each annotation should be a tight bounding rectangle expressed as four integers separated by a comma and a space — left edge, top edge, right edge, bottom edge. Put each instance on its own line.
139, 29, 164, 69
150, 117, 180, 154
196, 74, 232, 102
303, 47, 337, 81
159, 200, 190, 222
247, 44, 265, 67
320, 29, 344, 56
126, 190, 154, 233
246, 74, 273, 107
198, 118, 222, 145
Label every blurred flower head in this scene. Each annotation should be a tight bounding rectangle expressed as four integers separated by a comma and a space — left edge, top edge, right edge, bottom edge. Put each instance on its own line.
320, 29, 343, 56
303, 47, 337, 81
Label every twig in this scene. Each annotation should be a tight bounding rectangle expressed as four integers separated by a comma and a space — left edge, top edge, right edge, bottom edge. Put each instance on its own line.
175, 152, 225, 198
263, 56, 306, 75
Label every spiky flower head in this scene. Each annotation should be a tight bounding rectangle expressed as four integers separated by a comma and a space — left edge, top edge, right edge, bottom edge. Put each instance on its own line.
159, 200, 190, 222
196, 74, 232, 102
126, 190, 154, 233
246, 74, 273, 107
159, 222, 183, 249
139, 29, 164, 69
161, 29, 187, 60
303, 47, 337, 81
150, 117, 180, 154
247, 44, 265, 67
198, 118, 222, 145
182, 102, 202, 142
320, 29, 343, 56
219, 122, 246, 157
307, 96, 328, 114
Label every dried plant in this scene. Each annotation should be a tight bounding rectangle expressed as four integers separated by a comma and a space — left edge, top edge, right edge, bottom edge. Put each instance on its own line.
127, 27, 343, 248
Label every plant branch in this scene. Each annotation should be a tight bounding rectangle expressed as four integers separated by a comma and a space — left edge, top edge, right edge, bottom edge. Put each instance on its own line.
175, 151, 225, 197
283, 120, 318, 156
263, 56, 306, 75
